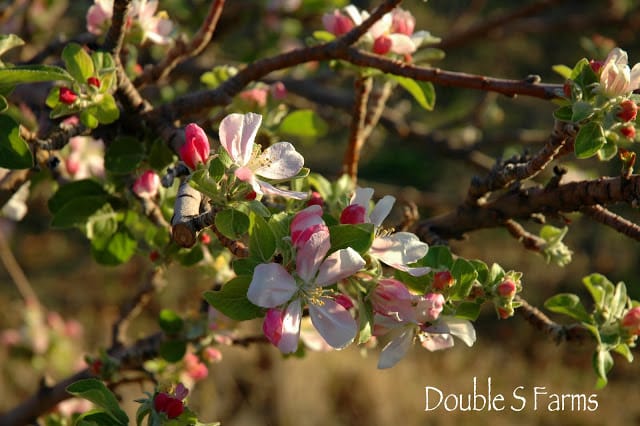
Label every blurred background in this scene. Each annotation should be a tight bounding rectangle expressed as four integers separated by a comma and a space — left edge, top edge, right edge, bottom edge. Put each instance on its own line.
2, 0, 640, 424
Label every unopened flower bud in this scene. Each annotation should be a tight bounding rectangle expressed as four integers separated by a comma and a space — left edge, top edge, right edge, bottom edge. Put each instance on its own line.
59, 87, 78, 104
340, 204, 366, 224
270, 81, 287, 100
497, 306, 514, 319
245, 190, 257, 200
149, 250, 160, 262
307, 191, 324, 207
432, 270, 454, 291
203, 347, 222, 363
154, 393, 184, 419
497, 279, 517, 298
87, 77, 101, 88
391, 8, 415, 36
620, 125, 636, 140
589, 59, 604, 74
415, 292, 445, 323
199, 233, 211, 244
263, 308, 284, 346
563, 81, 572, 98
322, 10, 354, 36
180, 123, 210, 170
622, 307, 640, 335
373, 35, 392, 55
617, 99, 638, 122
133, 170, 160, 198
334, 294, 354, 310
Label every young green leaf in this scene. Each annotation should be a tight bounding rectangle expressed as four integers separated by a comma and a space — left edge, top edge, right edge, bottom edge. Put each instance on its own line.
248, 211, 276, 261
62, 42, 95, 83
278, 109, 328, 138
67, 379, 129, 425
105, 136, 145, 174
329, 223, 375, 255
215, 208, 250, 240
574, 121, 605, 159
203, 276, 264, 320
0, 65, 72, 86
544, 293, 592, 323
387, 74, 436, 111
0, 114, 32, 169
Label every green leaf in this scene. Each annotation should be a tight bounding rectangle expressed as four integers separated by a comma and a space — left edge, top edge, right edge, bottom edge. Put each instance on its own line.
571, 101, 594, 122
67, 379, 129, 425
0, 95, 7, 113
200, 65, 237, 89
574, 121, 605, 159
105, 136, 145, 174
544, 293, 592, 323
80, 109, 99, 129
159, 309, 184, 335
148, 138, 176, 170
455, 301, 482, 321
593, 349, 613, 389
387, 74, 436, 111
175, 246, 204, 266
597, 137, 618, 161
278, 109, 328, 138
48, 179, 108, 214
0, 114, 32, 169
232, 257, 262, 276
203, 276, 264, 320
553, 105, 572, 121
0, 65, 73, 86
91, 229, 137, 265
611, 281, 628, 319
0, 34, 24, 58
208, 156, 226, 182
215, 208, 250, 240
469, 259, 489, 286
159, 340, 187, 363
77, 410, 124, 426
612, 343, 634, 363
50, 196, 109, 228
357, 299, 374, 344
248, 211, 276, 261
62, 42, 95, 83
450, 258, 478, 300
329, 223, 375, 255
94, 93, 119, 124
423, 246, 453, 269
583, 273, 614, 310
552, 64, 573, 79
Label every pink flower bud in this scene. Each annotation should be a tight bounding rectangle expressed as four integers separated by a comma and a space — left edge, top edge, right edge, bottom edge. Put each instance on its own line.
239, 87, 268, 107
563, 82, 572, 98
391, 8, 415, 35
497, 306, 513, 319
263, 308, 284, 346
415, 292, 445, 323
497, 279, 517, 298
620, 125, 636, 140
334, 294, 354, 310
307, 191, 324, 207
184, 352, 208, 381
87, 77, 101, 88
622, 307, 640, 335
154, 393, 184, 419
371, 278, 415, 321
270, 81, 287, 100
199, 232, 211, 244
59, 87, 78, 104
180, 123, 210, 170
340, 204, 366, 224
322, 10, 354, 36
432, 271, 454, 291
589, 59, 604, 74
373, 36, 392, 55
132, 170, 160, 198
203, 347, 222, 363
617, 99, 638, 122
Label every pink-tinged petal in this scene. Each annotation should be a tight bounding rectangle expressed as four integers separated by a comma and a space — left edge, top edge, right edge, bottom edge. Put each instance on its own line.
291, 205, 325, 247
316, 247, 365, 286
420, 333, 454, 351
415, 293, 445, 323
132, 170, 160, 198
263, 308, 284, 346
300, 317, 333, 352
630, 63, 640, 91
391, 8, 415, 35
388, 34, 416, 55
368, 12, 392, 38
377, 326, 415, 369
322, 10, 354, 36
605, 47, 627, 66
278, 300, 302, 353
247, 263, 297, 308
344, 5, 364, 26
389, 264, 433, 277
371, 278, 416, 322
370, 233, 429, 273
296, 229, 331, 283
219, 113, 262, 165
369, 195, 395, 227
256, 179, 309, 200
424, 316, 476, 347
308, 298, 357, 349
255, 142, 304, 180
350, 187, 374, 210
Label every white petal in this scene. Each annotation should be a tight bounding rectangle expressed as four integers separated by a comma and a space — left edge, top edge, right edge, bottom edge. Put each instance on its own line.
377, 326, 415, 369
371, 233, 428, 267
630, 63, 640, 91
278, 300, 302, 353
296, 230, 331, 283
421, 333, 454, 351
388, 34, 416, 54
308, 299, 357, 349
247, 263, 297, 308
316, 247, 365, 286
443, 318, 477, 347
350, 187, 374, 210
369, 195, 395, 227
369, 12, 391, 38
344, 4, 363, 26
255, 142, 304, 180
256, 179, 308, 200
219, 113, 262, 165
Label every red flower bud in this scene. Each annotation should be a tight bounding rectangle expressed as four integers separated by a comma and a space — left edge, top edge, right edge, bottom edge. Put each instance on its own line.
617, 100, 638, 122
245, 190, 257, 200
589, 59, 604, 74
149, 251, 160, 262
622, 307, 640, 335
563, 82, 572, 98
334, 294, 354, 310
497, 279, 517, 298
620, 125, 636, 140
432, 270, 454, 291
497, 306, 513, 319
87, 77, 101, 88
340, 204, 366, 224
199, 233, 211, 245
154, 393, 184, 419
59, 87, 78, 104
373, 36, 392, 55
180, 123, 210, 170
307, 191, 324, 207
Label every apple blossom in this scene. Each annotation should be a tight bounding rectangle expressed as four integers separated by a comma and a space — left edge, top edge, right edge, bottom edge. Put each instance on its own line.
370, 278, 416, 322
290, 205, 327, 248
599, 48, 640, 97
415, 292, 445, 323
86, 0, 113, 35
247, 214, 365, 353
65, 136, 105, 180
179, 123, 210, 170
132, 170, 160, 198
343, 187, 430, 276
219, 112, 307, 199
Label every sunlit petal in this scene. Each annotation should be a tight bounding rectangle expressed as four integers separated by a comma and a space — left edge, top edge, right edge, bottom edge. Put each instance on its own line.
247, 263, 297, 307
309, 299, 357, 349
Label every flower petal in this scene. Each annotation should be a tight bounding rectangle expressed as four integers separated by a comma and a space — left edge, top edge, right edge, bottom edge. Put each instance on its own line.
420, 333, 454, 351
370, 233, 429, 274
369, 195, 395, 227
316, 247, 365, 286
308, 298, 357, 349
255, 142, 304, 180
377, 325, 415, 369
247, 263, 297, 308
296, 229, 331, 283
388, 34, 416, 54
350, 187, 374, 210
291, 205, 325, 247
219, 112, 262, 165
256, 179, 309, 200
278, 300, 302, 353
424, 316, 476, 347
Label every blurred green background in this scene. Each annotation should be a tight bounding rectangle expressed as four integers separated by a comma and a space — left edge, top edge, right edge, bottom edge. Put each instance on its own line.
3, 0, 640, 424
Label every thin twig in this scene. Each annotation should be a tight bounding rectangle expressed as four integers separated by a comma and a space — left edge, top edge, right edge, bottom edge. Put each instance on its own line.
343, 76, 372, 181
516, 296, 591, 344
582, 204, 640, 242
0, 227, 40, 307
503, 219, 546, 252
